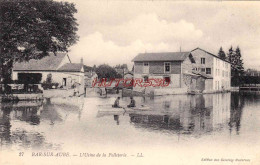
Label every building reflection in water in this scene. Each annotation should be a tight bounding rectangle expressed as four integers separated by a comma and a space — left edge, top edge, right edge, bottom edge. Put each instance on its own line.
129, 93, 233, 136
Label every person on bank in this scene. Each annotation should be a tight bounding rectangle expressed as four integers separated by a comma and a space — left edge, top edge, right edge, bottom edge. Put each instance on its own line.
112, 97, 121, 108
127, 96, 136, 108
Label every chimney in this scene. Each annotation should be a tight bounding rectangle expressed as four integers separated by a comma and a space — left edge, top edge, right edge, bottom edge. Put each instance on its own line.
180, 46, 182, 52
80, 57, 83, 64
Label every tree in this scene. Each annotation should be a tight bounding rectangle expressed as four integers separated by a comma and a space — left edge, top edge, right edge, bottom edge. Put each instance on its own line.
46, 73, 52, 84
92, 65, 97, 72
235, 46, 244, 75
227, 46, 234, 64
115, 64, 128, 71
228, 46, 245, 86
96, 64, 122, 79
0, 0, 79, 83
218, 47, 226, 60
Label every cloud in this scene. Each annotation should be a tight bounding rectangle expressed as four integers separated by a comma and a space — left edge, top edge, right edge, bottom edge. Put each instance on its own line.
69, 13, 203, 68
69, 32, 175, 67
102, 13, 203, 45
65, 1, 260, 70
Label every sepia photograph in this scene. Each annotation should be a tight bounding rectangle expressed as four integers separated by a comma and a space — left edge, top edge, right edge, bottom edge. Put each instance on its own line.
1, 0, 260, 164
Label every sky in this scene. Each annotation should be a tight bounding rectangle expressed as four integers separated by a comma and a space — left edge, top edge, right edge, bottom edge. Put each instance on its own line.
64, 1, 260, 70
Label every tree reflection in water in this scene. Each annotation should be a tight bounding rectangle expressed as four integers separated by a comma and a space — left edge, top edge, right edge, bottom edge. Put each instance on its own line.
0, 100, 61, 150
229, 92, 244, 135
0, 106, 11, 146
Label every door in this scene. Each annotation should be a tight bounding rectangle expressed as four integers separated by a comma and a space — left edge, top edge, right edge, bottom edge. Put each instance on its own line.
63, 78, 67, 86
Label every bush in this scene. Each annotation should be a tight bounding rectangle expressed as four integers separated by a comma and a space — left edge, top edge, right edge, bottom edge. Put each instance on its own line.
41, 82, 59, 90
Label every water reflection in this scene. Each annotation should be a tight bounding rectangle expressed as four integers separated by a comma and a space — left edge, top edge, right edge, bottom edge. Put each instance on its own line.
229, 92, 244, 135
40, 98, 63, 125
0, 107, 11, 145
128, 94, 230, 136
0, 97, 84, 150
0, 92, 259, 150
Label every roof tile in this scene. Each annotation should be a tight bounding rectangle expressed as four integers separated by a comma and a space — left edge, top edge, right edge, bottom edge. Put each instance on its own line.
132, 52, 190, 62
13, 52, 67, 71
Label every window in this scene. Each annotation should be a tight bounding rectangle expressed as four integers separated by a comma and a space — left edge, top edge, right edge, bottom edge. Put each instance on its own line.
164, 62, 171, 73
164, 76, 171, 83
201, 58, 205, 64
206, 68, 211, 74
201, 68, 206, 72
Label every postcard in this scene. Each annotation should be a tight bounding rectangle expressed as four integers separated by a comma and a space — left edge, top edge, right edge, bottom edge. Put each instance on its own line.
0, 0, 260, 164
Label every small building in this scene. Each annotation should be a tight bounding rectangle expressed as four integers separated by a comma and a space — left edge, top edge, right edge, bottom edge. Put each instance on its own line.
244, 69, 260, 77
12, 52, 84, 88
132, 47, 231, 95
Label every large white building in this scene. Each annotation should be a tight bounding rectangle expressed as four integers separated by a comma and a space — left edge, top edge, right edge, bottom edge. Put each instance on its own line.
191, 48, 231, 92
132, 47, 231, 94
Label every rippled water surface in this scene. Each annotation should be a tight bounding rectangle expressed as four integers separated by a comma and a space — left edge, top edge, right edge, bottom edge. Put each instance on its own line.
1, 92, 260, 163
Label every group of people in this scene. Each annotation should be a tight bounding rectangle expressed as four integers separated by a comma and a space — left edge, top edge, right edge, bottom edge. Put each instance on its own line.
112, 96, 136, 108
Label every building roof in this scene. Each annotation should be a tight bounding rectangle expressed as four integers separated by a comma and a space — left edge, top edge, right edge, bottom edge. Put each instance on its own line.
85, 72, 97, 78
13, 52, 67, 71
124, 71, 133, 75
58, 63, 84, 72
84, 65, 93, 72
191, 47, 231, 64
132, 52, 191, 62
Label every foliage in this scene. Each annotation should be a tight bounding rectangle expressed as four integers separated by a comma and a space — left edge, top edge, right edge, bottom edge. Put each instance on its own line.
46, 73, 52, 84
218, 47, 226, 60
83, 65, 93, 72
115, 64, 128, 71
0, 0, 79, 81
92, 65, 97, 72
234, 47, 244, 74
227, 46, 244, 86
42, 73, 59, 89
227, 46, 235, 65
41, 82, 59, 90
243, 76, 260, 85
96, 64, 122, 79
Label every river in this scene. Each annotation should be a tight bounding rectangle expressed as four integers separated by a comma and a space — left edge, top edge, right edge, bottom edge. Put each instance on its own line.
0, 92, 260, 164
